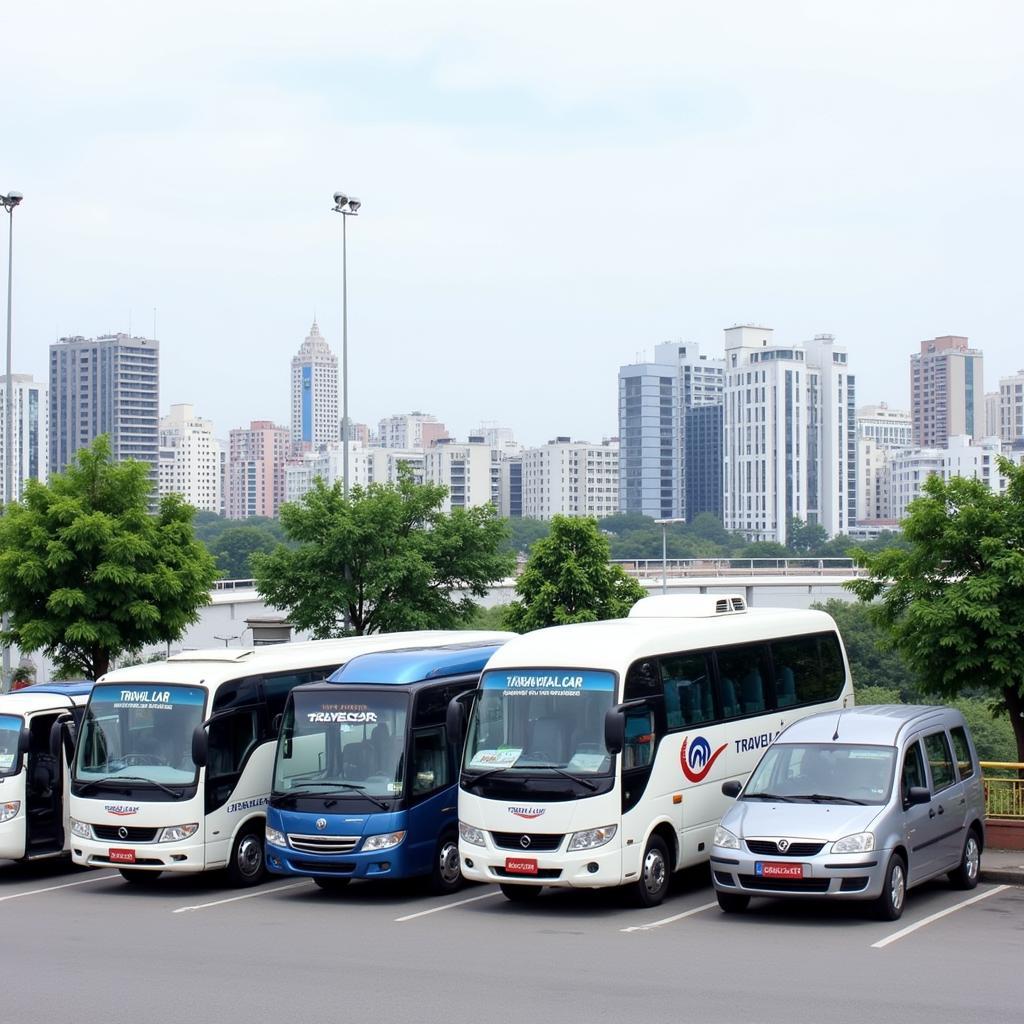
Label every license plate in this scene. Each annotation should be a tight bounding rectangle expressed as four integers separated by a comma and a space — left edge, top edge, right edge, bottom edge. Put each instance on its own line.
109, 848, 136, 864
504, 857, 538, 875
755, 861, 805, 879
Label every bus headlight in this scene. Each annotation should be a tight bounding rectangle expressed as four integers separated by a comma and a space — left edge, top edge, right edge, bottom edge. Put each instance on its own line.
70, 818, 91, 839
459, 822, 486, 847
362, 831, 406, 852
158, 823, 199, 843
831, 832, 874, 854
265, 826, 287, 848
567, 825, 617, 851
713, 825, 741, 850
0, 801, 20, 823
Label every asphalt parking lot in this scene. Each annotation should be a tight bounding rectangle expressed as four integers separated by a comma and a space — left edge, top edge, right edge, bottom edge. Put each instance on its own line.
3, 857, 1020, 1024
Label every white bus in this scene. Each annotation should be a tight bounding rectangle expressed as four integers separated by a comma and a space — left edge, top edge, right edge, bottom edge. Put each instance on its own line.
68, 631, 508, 886
451, 595, 854, 907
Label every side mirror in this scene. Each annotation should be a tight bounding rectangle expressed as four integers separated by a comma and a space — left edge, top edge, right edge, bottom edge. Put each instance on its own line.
721, 780, 742, 798
18, 727, 31, 758
604, 707, 625, 756
191, 725, 209, 769
906, 786, 931, 806
446, 695, 468, 749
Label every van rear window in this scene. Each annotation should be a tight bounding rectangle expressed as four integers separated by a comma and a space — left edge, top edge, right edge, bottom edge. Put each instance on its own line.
949, 726, 975, 780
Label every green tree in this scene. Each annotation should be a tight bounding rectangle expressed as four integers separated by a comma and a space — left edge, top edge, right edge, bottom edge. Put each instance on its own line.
848, 458, 1024, 761
787, 517, 829, 554
209, 525, 279, 579
504, 515, 646, 631
252, 471, 514, 636
504, 517, 550, 555
0, 437, 218, 680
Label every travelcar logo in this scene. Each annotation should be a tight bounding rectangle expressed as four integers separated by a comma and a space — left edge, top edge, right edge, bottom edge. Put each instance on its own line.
307, 711, 378, 724
680, 736, 727, 783
508, 806, 545, 819
104, 805, 139, 816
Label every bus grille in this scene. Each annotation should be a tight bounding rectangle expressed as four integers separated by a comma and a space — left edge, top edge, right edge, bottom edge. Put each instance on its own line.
490, 832, 564, 852
93, 825, 159, 842
288, 834, 360, 855
745, 840, 824, 857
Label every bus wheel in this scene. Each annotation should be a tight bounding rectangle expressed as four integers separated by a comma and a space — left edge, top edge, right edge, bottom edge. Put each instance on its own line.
313, 876, 351, 893
119, 869, 163, 885
500, 883, 542, 903
227, 826, 266, 887
431, 833, 464, 895
632, 834, 670, 908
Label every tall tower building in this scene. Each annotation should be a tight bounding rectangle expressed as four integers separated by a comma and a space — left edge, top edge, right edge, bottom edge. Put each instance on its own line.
290, 321, 338, 453
158, 403, 223, 514
910, 335, 984, 447
227, 420, 290, 519
997, 370, 1024, 444
49, 334, 160, 482
0, 373, 48, 500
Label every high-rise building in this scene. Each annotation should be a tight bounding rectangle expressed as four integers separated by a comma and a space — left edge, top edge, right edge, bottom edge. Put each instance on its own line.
226, 420, 290, 519
424, 437, 494, 513
0, 373, 48, 500
522, 437, 619, 520
290, 321, 338, 454
158, 404, 222, 514
722, 327, 856, 543
910, 335, 984, 447
49, 333, 159, 481
684, 404, 723, 522
997, 370, 1024, 444
617, 341, 724, 520
378, 412, 448, 449
856, 404, 911, 525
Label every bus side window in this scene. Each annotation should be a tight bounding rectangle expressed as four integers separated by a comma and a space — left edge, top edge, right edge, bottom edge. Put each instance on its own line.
623, 708, 654, 770
769, 634, 845, 706
410, 726, 450, 797
659, 652, 714, 728
206, 710, 260, 809
261, 670, 316, 737
716, 644, 771, 717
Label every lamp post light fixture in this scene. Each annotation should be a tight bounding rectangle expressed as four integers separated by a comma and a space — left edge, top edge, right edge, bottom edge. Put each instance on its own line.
1, 191, 22, 693
653, 517, 686, 595
330, 191, 360, 500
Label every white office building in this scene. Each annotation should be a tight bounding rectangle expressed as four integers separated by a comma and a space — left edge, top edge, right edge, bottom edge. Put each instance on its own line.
290, 321, 338, 454
856, 404, 911, 525
0, 373, 48, 500
522, 437, 619, 520
997, 371, 1024, 444
723, 326, 856, 543
158, 404, 222, 514
378, 412, 448, 450
424, 438, 494, 513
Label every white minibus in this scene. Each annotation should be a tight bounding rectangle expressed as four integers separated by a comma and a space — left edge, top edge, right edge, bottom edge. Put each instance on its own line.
68, 631, 507, 886
450, 595, 854, 906
0, 682, 93, 863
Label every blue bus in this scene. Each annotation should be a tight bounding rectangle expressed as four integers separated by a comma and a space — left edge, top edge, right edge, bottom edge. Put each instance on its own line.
265, 639, 511, 894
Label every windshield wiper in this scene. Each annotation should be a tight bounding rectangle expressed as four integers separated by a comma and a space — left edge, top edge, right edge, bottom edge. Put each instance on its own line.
742, 792, 797, 803
519, 764, 598, 791
795, 793, 868, 805
75, 775, 184, 799
274, 783, 389, 811
461, 766, 513, 787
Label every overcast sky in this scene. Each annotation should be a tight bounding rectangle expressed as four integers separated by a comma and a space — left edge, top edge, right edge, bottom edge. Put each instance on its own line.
4, 2, 1023, 447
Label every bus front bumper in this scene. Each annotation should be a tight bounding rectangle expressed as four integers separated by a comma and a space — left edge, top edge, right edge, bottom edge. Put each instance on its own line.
458, 838, 623, 889
71, 833, 207, 873
266, 839, 417, 881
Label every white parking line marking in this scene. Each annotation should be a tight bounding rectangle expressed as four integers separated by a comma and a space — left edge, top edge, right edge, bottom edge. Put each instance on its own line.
620, 900, 718, 932
173, 881, 311, 914
0, 872, 119, 903
871, 885, 1009, 949
395, 890, 502, 922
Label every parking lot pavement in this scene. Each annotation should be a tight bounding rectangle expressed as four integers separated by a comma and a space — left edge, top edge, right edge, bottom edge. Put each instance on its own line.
2, 860, 1021, 1024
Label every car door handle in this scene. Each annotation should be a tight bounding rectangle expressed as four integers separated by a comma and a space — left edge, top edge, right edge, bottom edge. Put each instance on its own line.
442, 806, 456, 814
929, 809, 936, 818
937, 805, 944, 815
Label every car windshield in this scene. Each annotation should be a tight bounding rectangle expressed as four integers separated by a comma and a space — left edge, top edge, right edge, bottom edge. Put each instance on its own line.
274, 689, 409, 800
744, 742, 896, 805
74, 683, 206, 786
0, 714, 22, 776
463, 669, 616, 775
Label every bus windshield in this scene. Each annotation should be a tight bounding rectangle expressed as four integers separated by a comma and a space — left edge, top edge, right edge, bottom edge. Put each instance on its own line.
75, 684, 206, 787
0, 714, 22, 776
274, 689, 409, 801
744, 743, 896, 805
463, 669, 616, 775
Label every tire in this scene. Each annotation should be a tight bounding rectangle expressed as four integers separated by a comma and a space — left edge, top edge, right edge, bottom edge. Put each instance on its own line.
873, 853, 907, 921
313, 876, 352, 893
948, 829, 981, 891
430, 833, 464, 895
500, 882, 543, 903
716, 890, 750, 914
631, 834, 671, 908
119, 868, 163, 885
226, 826, 266, 887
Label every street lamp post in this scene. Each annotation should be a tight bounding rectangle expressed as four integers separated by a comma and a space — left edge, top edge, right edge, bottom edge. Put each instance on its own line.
1, 191, 23, 693
654, 517, 686, 595
330, 191, 361, 499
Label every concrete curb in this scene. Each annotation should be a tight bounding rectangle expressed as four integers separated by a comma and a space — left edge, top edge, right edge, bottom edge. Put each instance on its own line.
980, 868, 1024, 886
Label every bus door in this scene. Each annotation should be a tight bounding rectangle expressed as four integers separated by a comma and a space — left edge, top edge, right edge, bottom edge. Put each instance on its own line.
24, 711, 65, 855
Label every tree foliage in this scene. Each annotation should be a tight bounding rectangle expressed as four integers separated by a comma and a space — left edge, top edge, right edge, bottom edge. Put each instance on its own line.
208, 525, 279, 579
504, 516, 646, 631
847, 457, 1024, 760
252, 471, 515, 637
0, 437, 218, 680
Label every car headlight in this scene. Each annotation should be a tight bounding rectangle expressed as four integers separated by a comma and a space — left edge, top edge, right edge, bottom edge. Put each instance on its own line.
459, 821, 486, 847
567, 825, 617, 851
362, 831, 406, 852
70, 817, 91, 839
265, 826, 287, 848
157, 823, 199, 843
831, 832, 874, 854
713, 825, 741, 850
0, 801, 20, 824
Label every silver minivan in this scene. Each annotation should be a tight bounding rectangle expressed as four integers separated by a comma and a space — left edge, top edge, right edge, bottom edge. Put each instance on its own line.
711, 705, 986, 920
